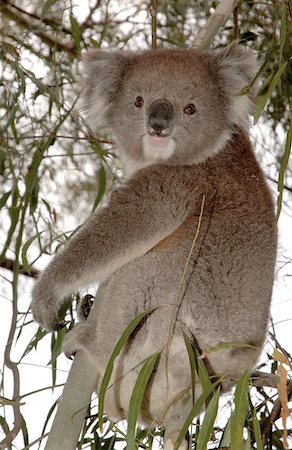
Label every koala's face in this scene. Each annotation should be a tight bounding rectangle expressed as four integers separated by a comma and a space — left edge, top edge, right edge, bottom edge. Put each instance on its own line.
81, 46, 258, 171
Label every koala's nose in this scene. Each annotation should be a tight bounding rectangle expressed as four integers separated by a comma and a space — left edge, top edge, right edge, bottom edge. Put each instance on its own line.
147, 99, 174, 137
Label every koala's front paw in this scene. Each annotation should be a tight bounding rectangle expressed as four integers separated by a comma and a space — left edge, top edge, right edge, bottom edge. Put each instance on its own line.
31, 280, 62, 331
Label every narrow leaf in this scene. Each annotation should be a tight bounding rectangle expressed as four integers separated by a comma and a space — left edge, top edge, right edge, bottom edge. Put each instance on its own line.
174, 381, 220, 450
21, 414, 29, 446
197, 350, 213, 406
41, 0, 59, 18
230, 371, 250, 450
205, 340, 255, 354
277, 114, 292, 220
127, 353, 159, 450
196, 388, 220, 450
183, 333, 196, 403
279, 4, 287, 64
252, 408, 263, 450
254, 61, 288, 123
0, 190, 11, 209
70, 14, 82, 54
92, 163, 106, 211
219, 415, 232, 447
21, 233, 43, 275
98, 309, 156, 430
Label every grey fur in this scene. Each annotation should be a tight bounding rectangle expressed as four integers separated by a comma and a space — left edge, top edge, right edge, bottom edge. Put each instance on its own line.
31, 44, 277, 449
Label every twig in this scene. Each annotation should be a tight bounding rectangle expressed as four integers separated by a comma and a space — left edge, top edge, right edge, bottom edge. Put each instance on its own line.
3, 0, 72, 35
1, 3, 77, 55
0, 257, 38, 278
233, 2, 239, 40
150, 0, 157, 49
0, 266, 22, 448
260, 381, 292, 446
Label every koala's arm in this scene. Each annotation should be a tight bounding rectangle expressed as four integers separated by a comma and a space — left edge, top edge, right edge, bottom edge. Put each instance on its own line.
31, 166, 200, 330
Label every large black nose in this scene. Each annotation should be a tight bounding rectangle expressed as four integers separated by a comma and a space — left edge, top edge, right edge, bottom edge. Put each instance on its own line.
147, 99, 174, 137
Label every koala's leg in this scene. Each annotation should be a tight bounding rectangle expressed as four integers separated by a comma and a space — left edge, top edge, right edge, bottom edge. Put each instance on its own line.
77, 294, 95, 322
62, 320, 98, 360
163, 395, 192, 450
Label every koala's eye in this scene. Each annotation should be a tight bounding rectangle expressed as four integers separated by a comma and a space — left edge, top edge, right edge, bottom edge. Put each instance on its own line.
135, 96, 144, 108
184, 103, 196, 115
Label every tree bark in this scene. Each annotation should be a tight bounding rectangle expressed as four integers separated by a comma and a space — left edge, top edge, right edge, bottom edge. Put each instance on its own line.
44, 350, 98, 450
192, 0, 238, 49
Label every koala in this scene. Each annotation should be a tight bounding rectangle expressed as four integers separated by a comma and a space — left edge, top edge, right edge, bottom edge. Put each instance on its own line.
31, 44, 277, 449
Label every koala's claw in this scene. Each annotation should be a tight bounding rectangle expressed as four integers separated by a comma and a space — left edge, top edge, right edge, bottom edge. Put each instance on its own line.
77, 294, 94, 322
65, 350, 76, 360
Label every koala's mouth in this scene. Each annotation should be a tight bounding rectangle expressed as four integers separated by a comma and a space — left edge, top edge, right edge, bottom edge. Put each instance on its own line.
142, 133, 176, 161
147, 135, 171, 146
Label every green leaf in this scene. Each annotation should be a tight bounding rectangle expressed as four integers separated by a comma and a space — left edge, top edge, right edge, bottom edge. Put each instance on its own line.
205, 341, 255, 354
196, 387, 220, 450
9, 104, 19, 144
98, 309, 156, 430
92, 163, 106, 211
0, 205, 20, 263
21, 414, 29, 446
0, 415, 10, 434
40, 400, 58, 437
70, 14, 82, 54
20, 327, 47, 361
21, 233, 43, 275
49, 326, 67, 366
277, 114, 292, 220
279, 4, 287, 65
183, 333, 196, 403
230, 371, 250, 450
41, 0, 59, 18
196, 350, 214, 406
254, 61, 288, 124
0, 190, 11, 209
127, 353, 159, 450
219, 415, 232, 447
174, 381, 220, 450
252, 407, 263, 450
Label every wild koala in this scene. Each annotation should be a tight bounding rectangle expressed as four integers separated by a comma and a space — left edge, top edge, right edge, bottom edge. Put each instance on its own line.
31, 44, 277, 449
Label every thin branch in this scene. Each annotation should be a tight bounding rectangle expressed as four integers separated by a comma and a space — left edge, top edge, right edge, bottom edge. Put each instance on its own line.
0, 257, 38, 278
233, 2, 239, 40
1, 3, 77, 55
192, 0, 238, 49
150, 0, 157, 49
0, 265, 22, 448
260, 382, 292, 445
4, 0, 72, 35
267, 176, 292, 194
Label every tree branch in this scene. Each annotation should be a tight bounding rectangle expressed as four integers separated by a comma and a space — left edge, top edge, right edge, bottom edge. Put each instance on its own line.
192, 0, 238, 49
3, 0, 72, 35
0, 257, 38, 278
44, 310, 99, 449
1, 2, 76, 55
260, 381, 292, 445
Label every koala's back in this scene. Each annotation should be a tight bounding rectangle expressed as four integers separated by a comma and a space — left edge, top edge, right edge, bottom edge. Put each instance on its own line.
92, 130, 276, 420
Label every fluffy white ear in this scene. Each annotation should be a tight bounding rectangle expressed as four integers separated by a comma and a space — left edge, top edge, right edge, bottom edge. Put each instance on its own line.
79, 49, 130, 131
217, 42, 259, 128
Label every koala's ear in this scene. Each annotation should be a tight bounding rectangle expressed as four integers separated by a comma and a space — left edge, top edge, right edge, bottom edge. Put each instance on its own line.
216, 42, 259, 127
79, 49, 130, 131
217, 42, 259, 98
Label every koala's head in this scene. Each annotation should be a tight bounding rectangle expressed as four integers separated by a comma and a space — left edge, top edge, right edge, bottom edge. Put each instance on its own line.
80, 44, 258, 173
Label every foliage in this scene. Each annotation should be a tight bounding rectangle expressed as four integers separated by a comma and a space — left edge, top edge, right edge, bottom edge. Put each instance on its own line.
0, 0, 291, 449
